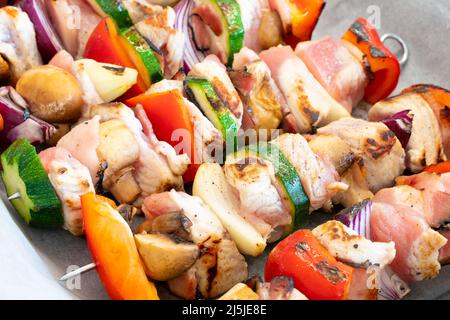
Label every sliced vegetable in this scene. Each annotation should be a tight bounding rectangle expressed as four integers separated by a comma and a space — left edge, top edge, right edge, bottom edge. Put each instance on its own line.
174, 0, 201, 72
86, 0, 133, 29
84, 17, 146, 99
342, 18, 401, 103
185, 76, 239, 151
193, 162, 267, 256
0, 114, 3, 131
246, 142, 310, 234
424, 161, 450, 174
380, 110, 413, 149
19, 0, 64, 63
126, 90, 197, 182
0, 86, 55, 147
190, 0, 244, 66
119, 26, 164, 87
81, 192, 159, 300
16, 65, 84, 123
334, 199, 372, 239
134, 233, 199, 281
76, 59, 137, 102
265, 229, 353, 300
271, 0, 325, 47
1, 139, 62, 227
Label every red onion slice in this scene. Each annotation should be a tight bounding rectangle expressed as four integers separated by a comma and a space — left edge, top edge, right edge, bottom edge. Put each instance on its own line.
0, 86, 55, 147
174, 0, 204, 73
19, 0, 64, 63
380, 109, 413, 148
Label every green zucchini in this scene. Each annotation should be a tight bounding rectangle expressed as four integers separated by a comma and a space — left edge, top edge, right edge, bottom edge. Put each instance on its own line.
245, 142, 310, 234
1, 139, 62, 228
119, 26, 164, 86
88, 0, 133, 30
193, 0, 244, 66
185, 76, 239, 152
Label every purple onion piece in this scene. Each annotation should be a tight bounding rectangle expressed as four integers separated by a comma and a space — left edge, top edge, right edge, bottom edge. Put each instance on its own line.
381, 109, 413, 148
0, 86, 55, 147
378, 267, 411, 300
174, 0, 204, 73
19, 0, 64, 63
335, 199, 372, 239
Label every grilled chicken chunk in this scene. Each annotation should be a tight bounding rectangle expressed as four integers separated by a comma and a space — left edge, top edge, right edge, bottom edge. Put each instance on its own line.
318, 118, 406, 192
131, 3, 185, 79
272, 133, 347, 211
307, 134, 374, 207
189, 55, 244, 124
224, 153, 292, 240
259, 45, 350, 133
39, 147, 94, 236
230, 47, 285, 132
0, 6, 42, 83
312, 220, 396, 269
295, 37, 368, 112
142, 190, 248, 299
87, 103, 189, 203
369, 92, 446, 172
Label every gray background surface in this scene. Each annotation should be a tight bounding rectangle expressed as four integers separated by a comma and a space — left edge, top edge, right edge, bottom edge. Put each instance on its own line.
0, 0, 449, 300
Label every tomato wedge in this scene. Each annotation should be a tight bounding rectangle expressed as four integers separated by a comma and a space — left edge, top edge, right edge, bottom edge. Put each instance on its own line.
81, 192, 159, 300
342, 18, 400, 104
126, 90, 198, 182
265, 229, 353, 300
84, 18, 147, 99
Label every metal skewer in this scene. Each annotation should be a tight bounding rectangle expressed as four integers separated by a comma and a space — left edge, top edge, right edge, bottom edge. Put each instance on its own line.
59, 263, 96, 281
381, 33, 409, 67
5, 191, 96, 281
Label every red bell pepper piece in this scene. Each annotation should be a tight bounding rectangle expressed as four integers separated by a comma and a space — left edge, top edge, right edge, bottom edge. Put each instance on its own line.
424, 161, 450, 174
265, 229, 353, 300
125, 90, 198, 182
342, 18, 400, 104
84, 18, 147, 100
81, 192, 159, 300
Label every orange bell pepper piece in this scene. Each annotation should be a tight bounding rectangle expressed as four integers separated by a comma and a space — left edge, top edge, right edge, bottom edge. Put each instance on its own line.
342, 18, 400, 104
126, 90, 198, 182
84, 17, 147, 100
81, 192, 159, 300
0, 113, 3, 131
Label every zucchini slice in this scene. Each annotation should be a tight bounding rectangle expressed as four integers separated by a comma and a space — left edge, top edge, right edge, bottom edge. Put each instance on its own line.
88, 0, 133, 30
192, 0, 244, 66
120, 26, 164, 87
185, 76, 239, 152
246, 142, 310, 234
1, 139, 62, 227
